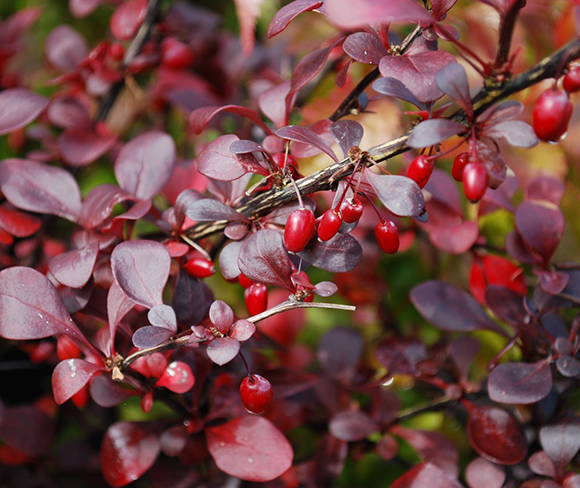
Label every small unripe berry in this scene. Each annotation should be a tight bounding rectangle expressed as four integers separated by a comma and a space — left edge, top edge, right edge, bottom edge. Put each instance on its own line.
240, 374, 273, 414
462, 163, 489, 203
452, 152, 469, 182
108, 42, 125, 62
406, 155, 434, 188
184, 257, 215, 278
318, 209, 342, 241
284, 208, 315, 253
245, 283, 268, 316
161, 37, 194, 69
375, 221, 400, 254
341, 198, 363, 223
532, 89, 573, 142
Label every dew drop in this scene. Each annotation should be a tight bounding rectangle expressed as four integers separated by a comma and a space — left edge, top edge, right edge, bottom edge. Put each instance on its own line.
130, 474, 138, 481
363, 50, 368, 56
220, 442, 225, 447
248, 457, 254, 463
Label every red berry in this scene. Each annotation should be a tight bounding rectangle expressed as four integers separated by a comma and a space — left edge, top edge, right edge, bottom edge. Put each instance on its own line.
109, 42, 125, 62
563, 67, 580, 93
161, 37, 194, 69
184, 257, 215, 278
462, 162, 489, 203
245, 283, 268, 316
284, 208, 316, 253
375, 221, 399, 254
452, 152, 469, 182
532, 89, 573, 142
318, 209, 342, 241
238, 272, 253, 289
341, 198, 363, 223
406, 155, 434, 188
56, 335, 82, 361
240, 374, 273, 414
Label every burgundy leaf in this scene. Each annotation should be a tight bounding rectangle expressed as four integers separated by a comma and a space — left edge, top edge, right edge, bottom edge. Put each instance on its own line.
465, 457, 506, 488
48, 240, 99, 288
427, 220, 479, 254
48, 96, 91, 130
114, 131, 176, 200
329, 411, 379, 441
110, 0, 147, 40
110, 240, 171, 308
258, 80, 294, 128
435, 63, 472, 116
488, 360, 552, 404
467, 405, 527, 465
147, 304, 177, 332
318, 327, 363, 382
391, 462, 463, 488
299, 233, 362, 273
477, 141, 507, 189
185, 198, 248, 222
432, 0, 459, 19
290, 119, 335, 158
0, 267, 92, 349
159, 426, 188, 457
330, 120, 364, 158
197, 134, 262, 181
539, 417, 580, 477
480, 100, 524, 125
516, 201, 564, 264
410, 281, 506, 334
209, 300, 234, 334
238, 229, 294, 290
343, 32, 388, 65
373, 77, 424, 108
69, 0, 103, 17
0, 406, 53, 456
0, 88, 48, 136
325, 0, 433, 28
448, 337, 481, 381
556, 356, 580, 377
79, 184, 131, 229
133, 326, 174, 349
0, 159, 82, 221
107, 281, 135, 343
173, 188, 204, 228
230, 319, 256, 342
229, 139, 263, 154
45, 25, 87, 71
234, 0, 263, 56
101, 422, 160, 487
484, 121, 538, 148
190, 105, 272, 135
525, 176, 565, 206
540, 269, 569, 295
312, 281, 338, 297
155, 361, 195, 393
52, 359, 102, 404
267, 0, 322, 38
375, 337, 427, 375
0, 206, 41, 237
172, 270, 213, 326
219, 240, 244, 280
366, 172, 425, 217
276, 125, 338, 162
207, 337, 240, 366
408, 118, 466, 148
59, 130, 117, 166
528, 451, 557, 479
206, 416, 293, 482
90, 374, 134, 407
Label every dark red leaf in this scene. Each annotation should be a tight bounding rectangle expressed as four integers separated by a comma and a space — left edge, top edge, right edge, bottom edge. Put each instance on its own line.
133, 326, 174, 348
435, 62, 472, 116
173, 188, 204, 228
366, 172, 425, 217
467, 405, 527, 465
172, 270, 213, 326
488, 360, 552, 404
0, 206, 41, 237
525, 176, 565, 206
427, 220, 479, 254
0, 88, 48, 136
69, 0, 103, 17
209, 300, 234, 333
114, 131, 176, 200
465, 457, 506, 488
206, 416, 293, 482
325, 0, 433, 28
59, 130, 117, 166
185, 198, 248, 222
238, 229, 294, 290
207, 337, 240, 365
100, 422, 160, 487
515, 201, 564, 264
276, 125, 338, 162
408, 118, 466, 148
330, 120, 364, 158
148, 304, 177, 331
229, 139, 263, 155
90, 374, 134, 407
539, 417, 580, 477
0, 406, 53, 456
190, 105, 272, 135
110, 240, 171, 308
556, 356, 580, 377
159, 426, 188, 457
343, 32, 388, 65
79, 184, 131, 229
410, 281, 506, 335
299, 233, 362, 273
431, 0, 459, 19
48, 96, 91, 130
52, 359, 102, 404
391, 462, 463, 488
258, 80, 294, 129
155, 361, 195, 393
218, 240, 244, 280
528, 451, 557, 479
0, 159, 82, 221
48, 240, 99, 288
373, 76, 424, 108
229, 319, 256, 341
267, 0, 322, 38
234, 0, 262, 56
329, 411, 379, 441
484, 121, 538, 148
45, 25, 87, 71
110, 0, 147, 40
107, 281, 135, 346
375, 337, 427, 375
448, 337, 481, 381
318, 327, 363, 382
312, 281, 338, 297
540, 269, 570, 295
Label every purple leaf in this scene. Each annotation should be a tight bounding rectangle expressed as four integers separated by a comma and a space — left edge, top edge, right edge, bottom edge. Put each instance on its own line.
375, 337, 427, 375
267, 0, 322, 38
190, 105, 272, 135
431, 0, 459, 19
238, 229, 294, 290
0, 88, 48, 136
488, 360, 552, 404
58, 130, 117, 166
329, 411, 379, 441
173, 188, 204, 228
540, 269, 569, 295
133, 326, 174, 349
525, 176, 565, 206
373, 77, 424, 108
408, 119, 466, 148
465, 457, 506, 488
391, 462, 463, 488
90, 374, 133, 407
52, 359, 102, 404
209, 300, 234, 334
330, 120, 364, 158
0, 159, 81, 221
0, 267, 92, 349
172, 270, 213, 326
318, 327, 363, 382
299, 233, 362, 273
0, 406, 53, 457
325, 0, 433, 28
479, 100, 524, 124
477, 141, 507, 189
435, 63, 472, 116
111, 240, 171, 308
556, 356, 580, 377
410, 281, 506, 335
343, 32, 388, 65
147, 304, 177, 332
258, 80, 294, 129
366, 172, 425, 217
107, 281, 134, 352
219, 240, 244, 280
485, 286, 528, 326
48, 240, 99, 288
312, 281, 338, 297
79, 184, 132, 229
516, 201, 564, 264
114, 131, 176, 200
70, 0, 104, 17
229, 139, 263, 155
528, 451, 557, 478
207, 337, 240, 365
229, 319, 256, 342
277, 125, 338, 162
45, 25, 87, 71
48, 96, 92, 130
540, 417, 580, 477
0, 206, 41, 238
448, 337, 481, 381
185, 198, 248, 222
484, 121, 538, 148
427, 220, 479, 254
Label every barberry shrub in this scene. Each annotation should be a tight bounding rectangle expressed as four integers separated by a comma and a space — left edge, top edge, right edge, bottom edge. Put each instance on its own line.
0, 0, 580, 487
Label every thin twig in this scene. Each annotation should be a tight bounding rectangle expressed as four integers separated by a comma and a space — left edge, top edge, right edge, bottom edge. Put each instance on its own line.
494, 0, 526, 72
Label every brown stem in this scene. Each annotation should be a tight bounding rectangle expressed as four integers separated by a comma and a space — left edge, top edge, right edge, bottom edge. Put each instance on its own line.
494, 0, 526, 71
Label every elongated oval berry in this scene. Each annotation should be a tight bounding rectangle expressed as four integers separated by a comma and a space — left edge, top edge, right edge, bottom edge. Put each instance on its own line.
406, 155, 434, 188
318, 209, 342, 241
462, 162, 489, 203
284, 208, 315, 253
238, 272, 253, 289
452, 152, 469, 182
532, 89, 573, 142
245, 283, 268, 316
375, 220, 399, 254
563, 67, 580, 93
161, 37, 194, 69
240, 374, 273, 414
341, 198, 363, 223
184, 257, 215, 278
